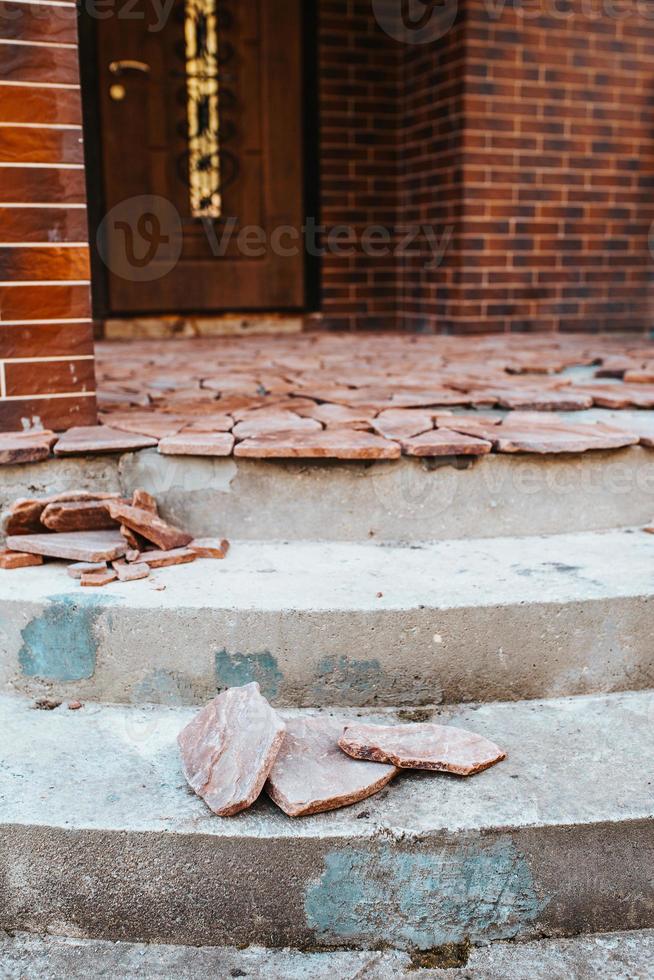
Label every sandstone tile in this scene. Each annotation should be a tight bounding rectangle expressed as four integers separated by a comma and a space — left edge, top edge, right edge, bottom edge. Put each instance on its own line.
112, 559, 150, 581
120, 525, 145, 552
54, 426, 158, 455
294, 402, 373, 427
139, 547, 196, 568
234, 429, 401, 459
158, 432, 235, 456
0, 550, 43, 569
4, 492, 122, 536
99, 413, 185, 439
178, 683, 286, 817
189, 538, 230, 559
181, 414, 234, 433
339, 722, 506, 776
67, 561, 108, 579
265, 716, 398, 817
80, 568, 118, 587
5, 530, 127, 562
402, 428, 492, 456
373, 409, 434, 440
107, 502, 192, 550
40, 500, 117, 533
0, 430, 56, 465
232, 412, 321, 440
131, 489, 157, 513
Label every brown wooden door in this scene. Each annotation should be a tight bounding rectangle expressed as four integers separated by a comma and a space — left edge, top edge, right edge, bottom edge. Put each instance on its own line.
95, 0, 305, 314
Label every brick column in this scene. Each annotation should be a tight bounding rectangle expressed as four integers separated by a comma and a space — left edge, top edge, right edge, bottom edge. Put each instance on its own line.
0, 0, 96, 432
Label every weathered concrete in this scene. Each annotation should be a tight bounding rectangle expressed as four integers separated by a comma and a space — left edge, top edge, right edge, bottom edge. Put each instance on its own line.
1, 691, 653, 950
1, 529, 652, 706
2, 928, 653, 979
3, 442, 654, 544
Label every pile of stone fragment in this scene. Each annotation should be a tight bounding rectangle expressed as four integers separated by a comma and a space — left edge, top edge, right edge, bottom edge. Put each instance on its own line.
178, 682, 506, 818
0, 488, 228, 585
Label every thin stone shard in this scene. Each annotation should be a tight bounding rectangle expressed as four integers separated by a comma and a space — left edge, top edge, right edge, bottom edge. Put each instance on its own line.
339, 722, 506, 776
178, 683, 286, 817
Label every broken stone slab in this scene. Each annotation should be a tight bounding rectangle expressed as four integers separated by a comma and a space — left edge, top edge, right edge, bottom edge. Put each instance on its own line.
131, 489, 157, 513
107, 502, 192, 551
401, 428, 492, 457
5, 530, 127, 563
234, 429, 401, 459
112, 560, 150, 582
0, 430, 57, 465
338, 722, 506, 776
189, 538, 230, 559
80, 568, 118, 587
139, 547, 196, 568
373, 409, 435, 441
265, 716, 398, 817
53, 426, 158, 455
40, 500, 119, 533
67, 561, 108, 579
5, 492, 122, 536
232, 411, 321, 441
178, 683, 286, 817
0, 550, 43, 569
157, 432, 235, 456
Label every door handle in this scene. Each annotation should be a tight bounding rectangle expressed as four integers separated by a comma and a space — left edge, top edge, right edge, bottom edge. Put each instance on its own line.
109, 60, 151, 77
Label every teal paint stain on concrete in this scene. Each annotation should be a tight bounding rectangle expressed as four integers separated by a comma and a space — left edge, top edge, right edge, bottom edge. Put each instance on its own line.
305, 840, 546, 950
19, 594, 115, 682
215, 650, 283, 699
312, 655, 382, 702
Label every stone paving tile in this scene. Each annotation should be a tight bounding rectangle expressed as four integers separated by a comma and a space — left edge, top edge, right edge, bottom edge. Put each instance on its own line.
234, 429, 402, 459
157, 432, 235, 456
54, 426, 158, 455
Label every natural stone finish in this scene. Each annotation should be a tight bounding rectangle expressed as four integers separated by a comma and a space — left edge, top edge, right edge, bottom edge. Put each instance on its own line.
40, 500, 117, 533
448, 420, 638, 454
0, 431, 57, 465
107, 502, 192, 550
80, 569, 118, 587
4, 492, 121, 536
6, 530, 127, 562
178, 683, 286, 816
189, 538, 230, 559
140, 547, 196, 568
112, 560, 150, 582
232, 411, 321, 440
234, 430, 401, 459
402, 428, 492, 456
67, 561, 108, 579
131, 489, 157, 513
265, 716, 398, 817
54, 426, 158, 456
339, 722, 506, 775
0, 550, 43, 569
373, 409, 434, 440
158, 432, 235, 456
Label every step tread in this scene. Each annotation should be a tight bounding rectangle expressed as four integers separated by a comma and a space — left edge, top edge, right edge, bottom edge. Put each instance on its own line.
2, 690, 652, 839
2, 928, 654, 978
0, 528, 652, 611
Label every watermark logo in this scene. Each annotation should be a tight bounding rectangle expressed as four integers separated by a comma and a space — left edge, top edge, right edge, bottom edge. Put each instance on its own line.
96, 194, 182, 282
373, 0, 458, 43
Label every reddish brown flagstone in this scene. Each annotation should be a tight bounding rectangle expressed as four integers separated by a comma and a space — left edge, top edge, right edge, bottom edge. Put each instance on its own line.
112, 559, 150, 581
178, 683, 286, 817
232, 411, 321, 440
5, 530, 127, 562
67, 561, 108, 579
338, 722, 506, 776
139, 547, 196, 568
373, 409, 435, 440
107, 502, 192, 550
402, 428, 492, 457
158, 432, 235, 456
234, 429, 401, 460
98, 413, 185, 439
80, 568, 118, 587
40, 500, 118, 533
0, 550, 44, 569
132, 489, 157, 513
0, 431, 57, 465
4, 491, 122, 536
54, 426, 158, 455
265, 716, 398, 817
189, 538, 230, 559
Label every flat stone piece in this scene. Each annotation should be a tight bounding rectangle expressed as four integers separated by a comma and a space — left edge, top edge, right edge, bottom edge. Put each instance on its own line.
54, 426, 158, 455
0, 550, 43, 569
107, 502, 192, 550
140, 547, 196, 568
234, 429, 401, 459
67, 561, 107, 579
4, 491, 122, 537
40, 500, 117, 533
80, 569, 118, 587
373, 409, 435, 440
0, 430, 56, 465
99, 413, 185, 439
178, 682, 286, 817
402, 428, 492, 457
232, 411, 321, 440
5, 530, 127, 563
131, 488, 157, 513
158, 432, 235, 456
339, 722, 506, 776
189, 537, 230, 559
447, 420, 637, 454
265, 716, 398, 817
112, 560, 150, 581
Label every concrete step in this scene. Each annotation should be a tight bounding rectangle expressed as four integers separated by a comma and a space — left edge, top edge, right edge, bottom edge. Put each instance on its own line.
2, 928, 653, 979
1, 690, 652, 951
2, 441, 654, 544
1, 528, 652, 707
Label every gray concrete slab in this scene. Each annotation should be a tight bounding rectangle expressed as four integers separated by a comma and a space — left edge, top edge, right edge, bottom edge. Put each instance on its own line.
3, 441, 654, 544
1, 691, 652, 949
1, 529, 653, 706
2, 928, 654, 979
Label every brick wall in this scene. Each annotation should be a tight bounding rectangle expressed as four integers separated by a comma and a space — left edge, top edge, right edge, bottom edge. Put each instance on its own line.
0, 0, 96, 431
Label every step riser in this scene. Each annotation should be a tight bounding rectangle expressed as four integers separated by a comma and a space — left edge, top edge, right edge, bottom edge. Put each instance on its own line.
4, 447, 654, 542
2, 820, 651, 950
2, 596, 652, 707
